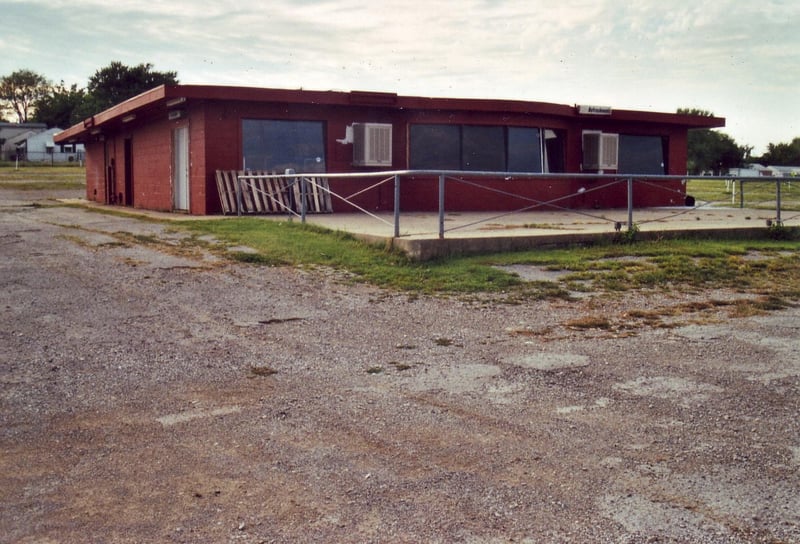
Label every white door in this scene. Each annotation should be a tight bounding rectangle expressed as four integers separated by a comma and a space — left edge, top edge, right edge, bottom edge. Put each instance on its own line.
173, 126, 189, 211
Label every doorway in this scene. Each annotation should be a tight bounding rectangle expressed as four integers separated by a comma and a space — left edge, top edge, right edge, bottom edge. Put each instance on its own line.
105, 141, 116, 204
172, 126, 189, 211
123, 137, 134, 206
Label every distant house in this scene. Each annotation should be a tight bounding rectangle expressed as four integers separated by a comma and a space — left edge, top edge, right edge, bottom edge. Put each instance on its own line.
10, 127, 84, 163
54, 84, 725, 215
729, 164, 800, 178
769, 165, 800, 177
1, 123, 84, 163
1, 122, 46, 161
728, 164, 771, 177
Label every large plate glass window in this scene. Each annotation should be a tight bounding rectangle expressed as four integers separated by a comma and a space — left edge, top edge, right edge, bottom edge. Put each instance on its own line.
409, 124, 564, 173
242, 120, 326, 172
408, 125, 460, 170
462, 125, 505, 171
508, 127, 542, 172
618, 134, 666, 174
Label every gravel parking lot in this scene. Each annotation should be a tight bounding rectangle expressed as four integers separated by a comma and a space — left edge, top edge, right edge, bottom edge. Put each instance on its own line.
1, 188, 799, 543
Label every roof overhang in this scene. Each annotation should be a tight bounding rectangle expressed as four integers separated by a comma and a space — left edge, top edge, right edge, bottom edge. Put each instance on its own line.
54, 84, 725, 144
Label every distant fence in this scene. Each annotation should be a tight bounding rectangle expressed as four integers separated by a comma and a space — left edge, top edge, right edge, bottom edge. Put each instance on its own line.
6, 150, 84, 164
218, 170, 798, 239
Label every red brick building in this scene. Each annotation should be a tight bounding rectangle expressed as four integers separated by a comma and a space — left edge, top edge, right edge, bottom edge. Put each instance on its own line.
54, 84, 724, 215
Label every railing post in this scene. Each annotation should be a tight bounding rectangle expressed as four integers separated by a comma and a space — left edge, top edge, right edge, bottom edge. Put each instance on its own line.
300, 175, 307, 223
627, 177, 634, 230
285, 168, 296, 220
393, 174, 401, 238
776, 179, 782, 225
438, 174, 445, 239
739, 179, 744, 208
236, 174, 243, 217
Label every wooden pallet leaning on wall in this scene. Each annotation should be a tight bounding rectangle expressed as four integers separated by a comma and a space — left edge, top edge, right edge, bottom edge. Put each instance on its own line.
292, 176, 333, 214
215, 170, 238, 214
216, 171, 333, 215
215, 170, 293, 215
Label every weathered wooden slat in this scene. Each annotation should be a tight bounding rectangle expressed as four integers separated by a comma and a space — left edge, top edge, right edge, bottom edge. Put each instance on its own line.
268, 176, 289, 212
225, 171, 239, 213
310, 177, 332, 212
215, 170, 231, 214
291, 178, 307, 213
240, 170, 256, 213
249, 176, 264, 213
260, 176, 275, 212
255, 178, 269, 212
323, 179, 333, 211
309, 177, 322, 212
217, 170, 239, 214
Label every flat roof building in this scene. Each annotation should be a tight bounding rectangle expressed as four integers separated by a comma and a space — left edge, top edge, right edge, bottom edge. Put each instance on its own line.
55, 84, 724, 215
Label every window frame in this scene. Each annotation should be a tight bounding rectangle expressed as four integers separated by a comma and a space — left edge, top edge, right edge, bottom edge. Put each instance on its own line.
409, 123, 564, 173
617, 133, 667, 175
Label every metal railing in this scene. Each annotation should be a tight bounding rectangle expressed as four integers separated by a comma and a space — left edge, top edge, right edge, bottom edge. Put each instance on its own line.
235, 170, 798, 239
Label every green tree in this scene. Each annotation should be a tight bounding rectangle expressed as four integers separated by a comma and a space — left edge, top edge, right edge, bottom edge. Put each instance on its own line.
32, 81, 86, 128
678, 108, 750, 174
758, 137, 800, 166
0, 69, 51, 123
78, 61, 178, 117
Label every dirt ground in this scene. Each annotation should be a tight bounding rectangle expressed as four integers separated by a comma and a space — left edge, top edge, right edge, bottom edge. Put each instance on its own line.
1, 187, 799, 543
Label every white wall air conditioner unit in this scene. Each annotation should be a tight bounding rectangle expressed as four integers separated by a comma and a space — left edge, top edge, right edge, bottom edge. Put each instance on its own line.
582, 131, 619, 170
352, 123, 392, 167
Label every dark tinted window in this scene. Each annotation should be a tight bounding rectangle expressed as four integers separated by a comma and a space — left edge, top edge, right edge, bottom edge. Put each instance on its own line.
508, 127, 542, 172
409, 125, 460, 169
410, 124, 563, 173
618, 134, 665, 174
543, 129, 565, 173
462, 125, 505, 171
242, 120, 326, 172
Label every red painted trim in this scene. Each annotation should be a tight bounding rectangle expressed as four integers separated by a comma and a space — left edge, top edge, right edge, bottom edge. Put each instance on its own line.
55, 84, 725, 144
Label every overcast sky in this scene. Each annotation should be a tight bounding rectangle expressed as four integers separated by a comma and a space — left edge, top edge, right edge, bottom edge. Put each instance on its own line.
2, 0, 798, 154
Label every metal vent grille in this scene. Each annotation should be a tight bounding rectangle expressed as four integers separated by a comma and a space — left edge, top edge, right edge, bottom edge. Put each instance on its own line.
353, 123, 392, 166
582, 131, 619, 170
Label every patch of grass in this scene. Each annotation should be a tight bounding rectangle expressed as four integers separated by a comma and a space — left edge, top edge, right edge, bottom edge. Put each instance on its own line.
0, 180, 86, 190
229, 251, 288, 266
0, 165, 86, 188
767, 223, 800, 240
614, 222, 640, 244
176, 217, 800, 308
729, 295, 793, 317
507, 280, 575, 302
179, 217, 524, 295
687, 178, 800, 211
479, 222, 572, 231
626, 309, 665, 321
128, 233, 160, 245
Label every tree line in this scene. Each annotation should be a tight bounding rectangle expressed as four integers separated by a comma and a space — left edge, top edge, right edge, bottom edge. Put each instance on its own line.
0, 62, 177, 128
677, 108, 800, 173
2, 64, 799, 170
